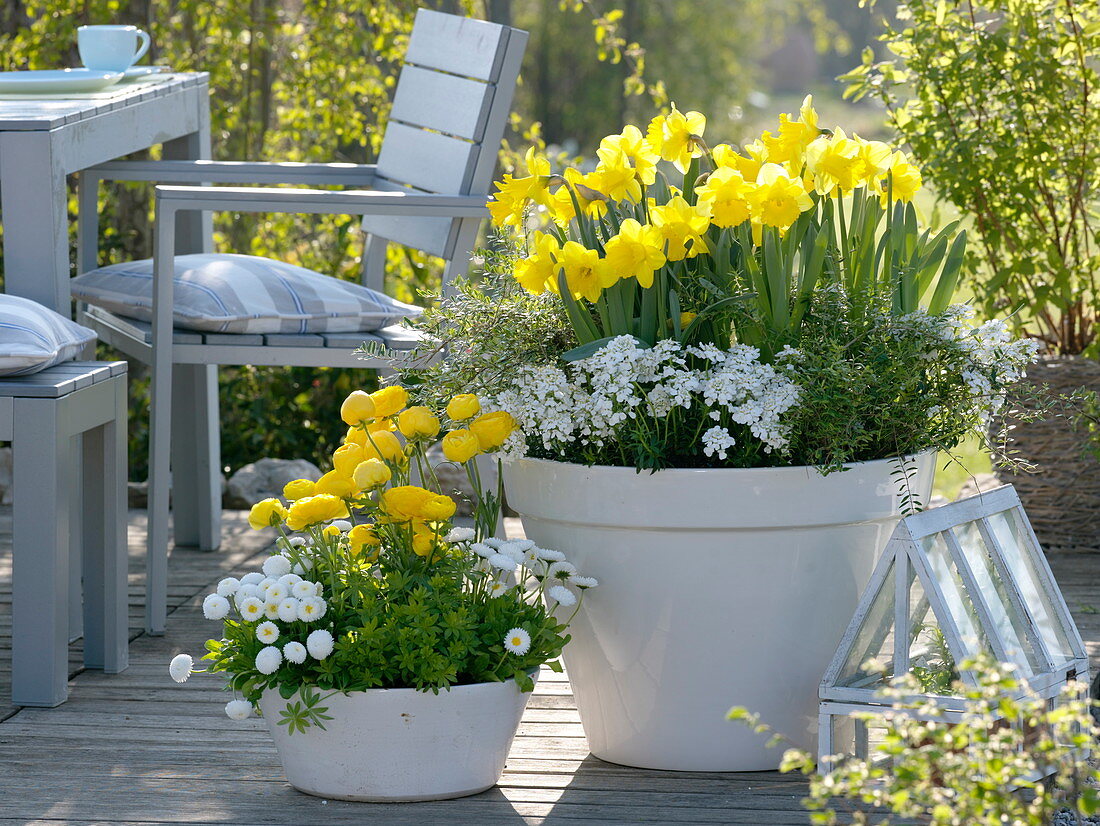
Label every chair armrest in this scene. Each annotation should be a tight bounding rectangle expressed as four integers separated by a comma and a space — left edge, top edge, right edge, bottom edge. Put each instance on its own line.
88, 160, 379, 187
154, 185, 489, 219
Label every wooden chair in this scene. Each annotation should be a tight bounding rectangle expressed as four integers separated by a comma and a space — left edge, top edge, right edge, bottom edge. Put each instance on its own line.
75, 9, 529, 634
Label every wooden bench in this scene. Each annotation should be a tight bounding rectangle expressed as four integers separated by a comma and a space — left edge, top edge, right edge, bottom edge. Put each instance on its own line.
4, 361, 128, 707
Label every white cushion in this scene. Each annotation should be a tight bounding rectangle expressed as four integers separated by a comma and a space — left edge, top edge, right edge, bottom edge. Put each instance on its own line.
0, 294, 96, 376
71, 253, 422, 335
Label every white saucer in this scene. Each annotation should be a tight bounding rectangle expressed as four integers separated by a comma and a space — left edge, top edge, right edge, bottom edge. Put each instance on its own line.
0, 68, 122, 94
122, 65, 168, 79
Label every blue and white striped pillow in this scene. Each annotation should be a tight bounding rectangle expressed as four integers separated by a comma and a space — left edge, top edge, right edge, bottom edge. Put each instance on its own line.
0, 294, 96, 376
71, 253, 422, 334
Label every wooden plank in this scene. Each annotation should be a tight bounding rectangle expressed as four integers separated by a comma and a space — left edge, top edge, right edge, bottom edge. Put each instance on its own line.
403, 9, 509, 82
390, 65, 493, 141
376, 122, 477, 194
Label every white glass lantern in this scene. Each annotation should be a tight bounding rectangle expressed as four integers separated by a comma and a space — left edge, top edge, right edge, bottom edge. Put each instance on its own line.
818, 485, 1089, 770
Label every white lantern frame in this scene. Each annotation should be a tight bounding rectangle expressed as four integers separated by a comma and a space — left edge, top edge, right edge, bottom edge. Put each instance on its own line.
818, 485, 1089, 770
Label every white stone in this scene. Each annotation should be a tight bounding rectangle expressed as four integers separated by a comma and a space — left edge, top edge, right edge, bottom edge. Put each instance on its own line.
225, 458, 322, 509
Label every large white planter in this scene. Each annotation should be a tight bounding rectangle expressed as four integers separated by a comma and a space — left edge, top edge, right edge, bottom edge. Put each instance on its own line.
258, 676, 535, 801
503, 454, 936, 771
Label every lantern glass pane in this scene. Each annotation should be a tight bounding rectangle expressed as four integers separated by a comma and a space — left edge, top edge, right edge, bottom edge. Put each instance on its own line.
921, 532, 991, 660
952, 521, 1044, 676
987, 510, 1078, 664
837, 562, 896, 689
906, 571, 958, 695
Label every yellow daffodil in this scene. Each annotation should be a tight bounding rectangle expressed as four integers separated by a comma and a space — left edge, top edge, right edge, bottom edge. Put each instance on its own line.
248, 498, 287, 531
599, 124, 658, 185
649, 194, 711, 261
285, 494, 349, 531
340, 391, 375, 426
282, 479, 316, 501
857, 136, 893, 183
592, 146, 642, 203
746, 164, 814, 237
397, 406, 440, 439
369, 385, 408, 419
314, 470, 356, 500
445, 394, 481, 421
878, 150, 922, 204
713, 140, 768, 183
759, 94, 820, 169
442, 428, 482, 463
514, 232, 561, 295
352, 458, 391, 490
557, 240, 614, 302
602, 219, 666, 288
548, 168, 608, 225
695, 167, 753, 228
487, 148, 553, 229
646, 105, 706, 173
805, 128, 868, 194
470, 411, 516, 451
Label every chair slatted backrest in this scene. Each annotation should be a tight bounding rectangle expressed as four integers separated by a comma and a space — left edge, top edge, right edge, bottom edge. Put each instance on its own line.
361, 9, 527, 260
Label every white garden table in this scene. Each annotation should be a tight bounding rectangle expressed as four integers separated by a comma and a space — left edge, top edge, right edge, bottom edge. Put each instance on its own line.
0, 72, 212, 315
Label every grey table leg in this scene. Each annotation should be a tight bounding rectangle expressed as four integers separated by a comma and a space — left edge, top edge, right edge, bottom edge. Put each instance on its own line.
0, 132, 70, 316
82, 376, 129, 673
11, 398, 71, 707
163, 117, 222, 552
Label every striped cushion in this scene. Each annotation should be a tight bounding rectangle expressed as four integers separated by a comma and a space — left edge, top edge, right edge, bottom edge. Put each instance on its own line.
71, 253, 422, 334
0, 294, 96, 376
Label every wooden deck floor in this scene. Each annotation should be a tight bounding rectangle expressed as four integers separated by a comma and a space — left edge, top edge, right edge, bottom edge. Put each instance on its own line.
1, 510, 1098, 825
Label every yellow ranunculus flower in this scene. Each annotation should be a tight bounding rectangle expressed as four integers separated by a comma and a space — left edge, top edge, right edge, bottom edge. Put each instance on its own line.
470, 410, 516, 451
411, 528, 437, 557
340, 390, 376, 426
282, 478, 316, 501
348, 523, 381, 560
361, 429, 404, 463
344, 426, 367, 448
370, 385, 409, 419
332, 443, 365, 476
442, 429, 482, 464
314, 470, 356, 499
558, 240, 615, 303
514, 232, 561, 295
248, 498, 287, 531
322, 524, 341, 537
446, 394, 481, 422
285, 494, 350, 531
420, 493, 457, 522
746, 164, 814, 237
397, 406, 441, 439
352, 458, 392, 490
367, 417, 397, 433
646, 104, 706, 173
695, 167, 752, 229
649, 195, 711, 261
380, 485, 435, 522
602, 219, 666, 288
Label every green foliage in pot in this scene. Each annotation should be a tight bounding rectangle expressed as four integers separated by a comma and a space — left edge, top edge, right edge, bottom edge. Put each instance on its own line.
732, 655, 1100, 825
843, 0, 1100, 356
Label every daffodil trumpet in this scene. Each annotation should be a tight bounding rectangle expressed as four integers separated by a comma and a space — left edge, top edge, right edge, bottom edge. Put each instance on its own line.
488, 95, 964, 358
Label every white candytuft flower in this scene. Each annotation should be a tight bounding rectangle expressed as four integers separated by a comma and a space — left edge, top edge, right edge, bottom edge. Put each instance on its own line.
202, 594, 231, 621
238, 596, 265, 622
225, 700, 253, 720
307, 629, 335, 660
255, 645, 283, 675
503, 627, 531, 655
291, 581, 316, 600
297, 596, 328, 622
701, 425, 737, 460
547, 561, 577, 582
488, 553, 518, 572
470, 542, 495, 559
240, 572, 264, 586
571, 575, 599, 589
283, 641, 307, 664
548, 585, 577, 607
277, 598, 300, 623
256, 621, 280, 645
169, 654, 193, 683
216, 577, 240, 597
262, 555, 292, 578
444, 527, 476, 543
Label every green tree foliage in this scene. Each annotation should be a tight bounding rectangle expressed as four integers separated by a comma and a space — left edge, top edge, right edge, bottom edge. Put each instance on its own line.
843, 0, 1100, 355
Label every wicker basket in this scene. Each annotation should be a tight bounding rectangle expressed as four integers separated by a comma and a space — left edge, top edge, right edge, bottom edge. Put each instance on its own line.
994, 355, 1100, 554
